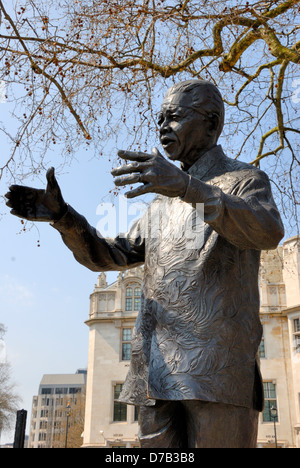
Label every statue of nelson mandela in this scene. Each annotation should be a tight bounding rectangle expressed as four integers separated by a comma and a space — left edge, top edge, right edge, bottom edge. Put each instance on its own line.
6, 80, 284, 448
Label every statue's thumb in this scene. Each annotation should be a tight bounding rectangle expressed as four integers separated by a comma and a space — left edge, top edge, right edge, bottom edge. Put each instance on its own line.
46, 167, 59, 193
152, 147, 163, 158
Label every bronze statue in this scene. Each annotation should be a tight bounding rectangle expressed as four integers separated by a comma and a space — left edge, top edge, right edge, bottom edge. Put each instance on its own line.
6, 80, 284, 448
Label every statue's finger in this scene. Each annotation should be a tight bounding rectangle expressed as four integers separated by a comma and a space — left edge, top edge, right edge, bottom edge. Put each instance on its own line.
118, 150, 152, 162
5, 199, 13, 208
46, 167, 59, 192
151, 147, 164, 158
114, 174, 141, 187
125, 183, 154, 199
111, 162, 149, 177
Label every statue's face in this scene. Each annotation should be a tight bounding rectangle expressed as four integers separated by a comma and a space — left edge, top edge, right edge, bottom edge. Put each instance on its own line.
158, 90, 215, 166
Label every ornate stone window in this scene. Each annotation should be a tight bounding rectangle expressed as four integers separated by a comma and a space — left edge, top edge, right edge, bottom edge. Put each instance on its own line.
125, 285, 141, 311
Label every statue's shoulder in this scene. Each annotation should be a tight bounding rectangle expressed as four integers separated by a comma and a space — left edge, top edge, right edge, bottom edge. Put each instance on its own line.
223, 152, 256, 173
211, 152, 269, 192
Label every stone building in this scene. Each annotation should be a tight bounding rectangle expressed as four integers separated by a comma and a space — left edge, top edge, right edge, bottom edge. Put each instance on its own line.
82, 268, 143, 448
257, 236, 300, 448
82, 237, 300, 448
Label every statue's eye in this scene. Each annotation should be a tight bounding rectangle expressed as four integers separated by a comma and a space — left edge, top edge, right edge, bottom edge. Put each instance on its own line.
158, 116, 163, 125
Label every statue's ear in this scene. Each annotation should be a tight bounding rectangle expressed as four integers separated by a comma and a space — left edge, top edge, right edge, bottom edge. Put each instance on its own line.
207, 113, 219, 137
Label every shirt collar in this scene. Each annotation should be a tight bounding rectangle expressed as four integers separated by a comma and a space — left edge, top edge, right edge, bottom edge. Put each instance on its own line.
186, 145, 227, 180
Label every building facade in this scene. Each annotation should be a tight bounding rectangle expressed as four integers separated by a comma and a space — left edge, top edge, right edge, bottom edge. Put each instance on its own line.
28, 369, 86, 448
82, 268, 142, 448
83, 237, 300, 448
257, 236, 300, 448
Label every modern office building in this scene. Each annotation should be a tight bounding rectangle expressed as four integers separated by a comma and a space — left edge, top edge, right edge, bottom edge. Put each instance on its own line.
28, 369, 87, 448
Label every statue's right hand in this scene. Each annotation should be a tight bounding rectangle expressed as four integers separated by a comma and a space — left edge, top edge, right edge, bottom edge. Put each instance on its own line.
5, 167, 67, 222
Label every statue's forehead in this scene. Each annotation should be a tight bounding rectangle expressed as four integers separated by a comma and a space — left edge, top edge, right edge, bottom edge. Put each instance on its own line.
162, 91, 194, 108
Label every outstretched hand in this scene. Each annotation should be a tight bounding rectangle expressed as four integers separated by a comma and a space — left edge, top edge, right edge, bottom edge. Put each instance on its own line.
5, 167, 67, 222
111, 148, 189, 199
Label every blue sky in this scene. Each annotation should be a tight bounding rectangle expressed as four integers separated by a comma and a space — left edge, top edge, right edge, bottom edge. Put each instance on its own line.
0, 97, 123, 444
0, 75, 156, 443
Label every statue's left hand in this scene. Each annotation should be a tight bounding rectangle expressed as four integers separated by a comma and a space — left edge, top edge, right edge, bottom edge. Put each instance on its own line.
111, 148, 189, 199
5, 167, 67, 222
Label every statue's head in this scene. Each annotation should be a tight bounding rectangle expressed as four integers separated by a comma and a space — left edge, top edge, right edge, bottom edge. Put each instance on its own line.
158, 80, 225, 166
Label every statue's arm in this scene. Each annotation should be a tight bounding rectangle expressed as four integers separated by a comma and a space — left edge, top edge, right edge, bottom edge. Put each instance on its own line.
51, 204, 145, 272
5, 167, 145, 272
182, 171, 284, 251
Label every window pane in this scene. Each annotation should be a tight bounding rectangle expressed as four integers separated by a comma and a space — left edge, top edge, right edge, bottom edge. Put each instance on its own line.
126, 288, 133, 297
122, 343, 131, 360
259, 339, 265, 358
295, 335, 300, 353
113, 384, 127, 421
69, 387, 81, 394
294, 318, 300, 333
125, 298, 132, 311
263, 382, 276, 399
55, 387, 68, 395
263, 400, 278, 423
134, 297, 141, 311
122, 328, 132, 341
114, 384, 123, 399
113, 402, 127, 422
134, 287, 141, 297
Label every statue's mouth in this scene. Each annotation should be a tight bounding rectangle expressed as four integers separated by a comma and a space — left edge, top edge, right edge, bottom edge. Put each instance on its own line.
161, 136, 176, 149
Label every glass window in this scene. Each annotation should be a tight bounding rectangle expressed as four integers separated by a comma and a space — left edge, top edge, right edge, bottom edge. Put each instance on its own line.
122, 328, 132, 341
41, 388, 52, 395
55, 387, 68, 395
126, 286, 141, 311
134, 297, 141, 311
293, 319, 300, 354
259, 330, 266, 358
122, 343, 131, 360
262, 382, 278, 422
122, 328, 132, 361
113, 384, 127, 422
69, 387, 81, 394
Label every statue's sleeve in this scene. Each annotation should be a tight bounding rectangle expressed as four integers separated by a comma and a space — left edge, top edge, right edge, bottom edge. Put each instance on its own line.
182, 170, 284, 251
50, 205, 145, 272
